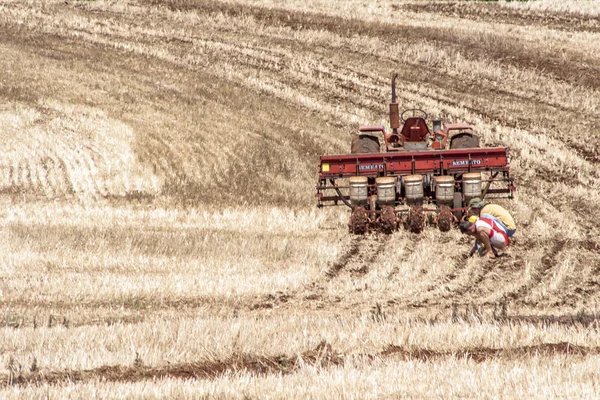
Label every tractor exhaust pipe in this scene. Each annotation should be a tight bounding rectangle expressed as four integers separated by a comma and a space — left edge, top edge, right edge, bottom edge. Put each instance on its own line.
391, 73, 398, 104
390, 73, 400, 135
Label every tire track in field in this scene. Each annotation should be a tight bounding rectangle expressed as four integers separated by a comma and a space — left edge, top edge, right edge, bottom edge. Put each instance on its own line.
453, 238, 600, 308
383, 232, 455, 307
402, 3, 600, 34
192, 36, 388, 125
406, 254, 494, 309
3, 341, 598, 387
502, 240, 563, 306
403, 245, 551, 309
396, 226, 599, 309
387, 235, 481, 309
517, 239, 600, 308
324, 235, 364, 279
446, 251, 530, 307
248, 232, 393, 311
570, 242, 600, 303
325, 233, 391, 278
250, 234, 375, 309
385, 233, 423, 281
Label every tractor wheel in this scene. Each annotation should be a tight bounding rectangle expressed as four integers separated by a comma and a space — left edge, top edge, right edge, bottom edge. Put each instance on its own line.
450, 133, 479, 149
351, 134, 380, 154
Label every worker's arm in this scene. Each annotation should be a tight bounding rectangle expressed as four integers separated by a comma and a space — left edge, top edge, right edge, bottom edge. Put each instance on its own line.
468, 245, 477, 257
475, 229, 495, 258
468, 240, 478, 257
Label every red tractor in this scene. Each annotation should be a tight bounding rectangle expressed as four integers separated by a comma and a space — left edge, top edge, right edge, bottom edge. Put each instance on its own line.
316, 73, 515, 234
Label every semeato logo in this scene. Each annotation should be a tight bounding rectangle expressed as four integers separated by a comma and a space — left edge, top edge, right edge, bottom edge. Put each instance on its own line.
451, 160, 481, 166
358, 164, 384, 170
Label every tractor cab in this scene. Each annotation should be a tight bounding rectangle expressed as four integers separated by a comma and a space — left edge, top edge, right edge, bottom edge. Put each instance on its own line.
401, 117, 429, 143
355, 74, 479, 154
396, 115, 430, 150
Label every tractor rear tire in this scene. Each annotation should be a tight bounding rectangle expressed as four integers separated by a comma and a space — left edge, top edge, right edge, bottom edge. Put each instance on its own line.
450, 134, 479, 149
351, 134, 380, 154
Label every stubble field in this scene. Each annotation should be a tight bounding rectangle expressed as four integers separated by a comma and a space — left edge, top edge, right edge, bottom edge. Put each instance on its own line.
0, 0, 599, 398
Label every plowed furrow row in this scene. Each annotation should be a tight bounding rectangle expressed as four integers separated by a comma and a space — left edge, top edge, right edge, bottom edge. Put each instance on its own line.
385, 234, 423, 281
504, 242, 566, 307
46, 151, 70, 197
346, 234, 392, 276
324, 235, 364, 279
32, 154, 55, 198
518, 241, 600, 308
432, 260, 493, 307
2, 341, 598, 387
160, 1, 600, 90
75, 145, 103, 199
391, 248, 487, 309
402, 3, 600, 34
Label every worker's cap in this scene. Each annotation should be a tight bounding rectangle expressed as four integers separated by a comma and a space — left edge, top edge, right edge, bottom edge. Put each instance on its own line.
468, 198, 482, 208
468, 215, 478, 223
468, 198, 486, 209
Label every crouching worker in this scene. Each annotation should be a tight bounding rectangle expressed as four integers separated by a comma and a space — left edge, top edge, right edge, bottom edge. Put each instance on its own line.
468, 198, 516, 237
459, 218, 509, 259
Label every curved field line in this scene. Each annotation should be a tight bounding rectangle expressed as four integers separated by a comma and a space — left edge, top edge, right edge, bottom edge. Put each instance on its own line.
74, 145, 103, 200
503, 242, 563, 306
418, 259, 494, 308
2, 342, 598, 387
82, 143, 110, 197
324, 235, 365, 279
46, 150, 71, 197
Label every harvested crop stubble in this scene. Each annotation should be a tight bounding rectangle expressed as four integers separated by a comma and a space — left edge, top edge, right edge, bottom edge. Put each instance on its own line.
0, 0, 600, 398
